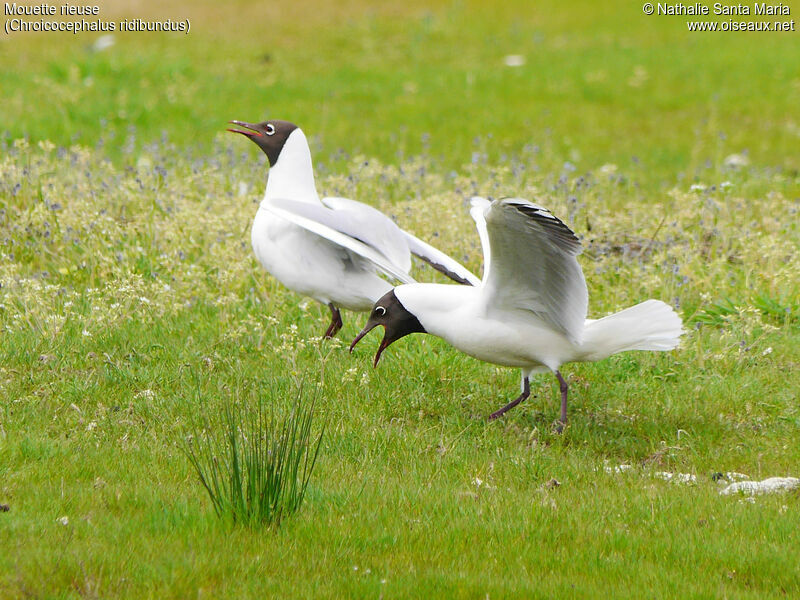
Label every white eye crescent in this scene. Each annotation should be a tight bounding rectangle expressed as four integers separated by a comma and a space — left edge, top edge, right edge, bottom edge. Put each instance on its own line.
265, 123, 276, 135
375, 306, 386, 316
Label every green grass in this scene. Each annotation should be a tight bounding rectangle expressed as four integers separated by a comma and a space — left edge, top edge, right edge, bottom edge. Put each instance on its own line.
2, 1, 800, 597
182, 378, 324, 527
3, 0, 800, 182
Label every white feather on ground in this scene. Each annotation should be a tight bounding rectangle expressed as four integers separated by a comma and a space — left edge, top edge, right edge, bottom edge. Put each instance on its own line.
719, 477, 800, 496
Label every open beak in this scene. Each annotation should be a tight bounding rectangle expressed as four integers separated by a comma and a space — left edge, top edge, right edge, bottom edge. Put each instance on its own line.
350, 322, 390, 367
226, 120, 261, 137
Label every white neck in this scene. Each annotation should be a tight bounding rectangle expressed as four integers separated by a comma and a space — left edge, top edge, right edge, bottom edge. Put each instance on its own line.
263, 129, 319, 204
395, 284, 480, 336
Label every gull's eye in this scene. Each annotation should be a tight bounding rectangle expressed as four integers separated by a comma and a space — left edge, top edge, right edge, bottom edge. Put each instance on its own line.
375, 306, 386, 316
265, 123, 276, 136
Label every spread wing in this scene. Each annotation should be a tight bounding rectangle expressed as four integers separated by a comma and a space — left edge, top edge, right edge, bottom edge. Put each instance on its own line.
469, 197, 492, 282
472, 197, 588, 344
262, 197, 415, 284
324, 196, 480, 286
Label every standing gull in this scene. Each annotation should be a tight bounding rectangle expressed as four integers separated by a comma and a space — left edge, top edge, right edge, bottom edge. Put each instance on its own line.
350, 197, 683, 427
228, 119, 479, 337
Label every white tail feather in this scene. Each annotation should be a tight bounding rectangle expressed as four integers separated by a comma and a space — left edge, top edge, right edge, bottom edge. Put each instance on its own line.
580, 300, 683, 361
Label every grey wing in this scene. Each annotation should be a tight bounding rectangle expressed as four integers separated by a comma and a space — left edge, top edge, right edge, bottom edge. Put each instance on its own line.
480, 198, 588, 344
320, 197, 411, 271
262, 198, 415, 284
326, 196, 481, 286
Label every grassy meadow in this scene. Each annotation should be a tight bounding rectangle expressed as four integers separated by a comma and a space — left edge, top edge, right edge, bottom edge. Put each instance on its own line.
2, 0, 799, 597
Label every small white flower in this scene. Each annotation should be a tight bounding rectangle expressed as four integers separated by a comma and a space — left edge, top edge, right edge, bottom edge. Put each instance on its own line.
604, 464, 633, 474
86, 421, 97, 431
57, 516, 69, 526
503, 54, 525, 67
91, 34, 115, 52
654, 471, 697, 484
82, 329, 91, 337
724, 153, 750, 168
598, 163, 618, 176
762, 347, 773, 356
690, 184, 706, 192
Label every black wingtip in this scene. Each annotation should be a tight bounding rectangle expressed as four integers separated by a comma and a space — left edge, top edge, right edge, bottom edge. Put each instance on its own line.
412, 254, 474, 286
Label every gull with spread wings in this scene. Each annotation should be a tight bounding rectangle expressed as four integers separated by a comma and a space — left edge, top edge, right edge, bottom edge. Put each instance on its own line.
350, 197, 683, 428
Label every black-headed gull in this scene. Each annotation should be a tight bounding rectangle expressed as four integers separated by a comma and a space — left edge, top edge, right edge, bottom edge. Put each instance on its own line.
350, 197, 683, 427
227, 119, 480, 337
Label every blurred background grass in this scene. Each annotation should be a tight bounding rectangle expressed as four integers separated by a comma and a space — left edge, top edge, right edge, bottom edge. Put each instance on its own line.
2, 2, 799, 597
3, 0, 799, 184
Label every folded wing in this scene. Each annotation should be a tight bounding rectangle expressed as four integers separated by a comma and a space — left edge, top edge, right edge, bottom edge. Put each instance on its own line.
400, 231, 481, 286
263, 197, 415, 284
320, 196, 412, 271
324, 196, 480, 286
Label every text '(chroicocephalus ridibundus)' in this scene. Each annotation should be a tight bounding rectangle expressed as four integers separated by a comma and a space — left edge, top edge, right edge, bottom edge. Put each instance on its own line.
227, 119, 480, 338
350, 197, 683, 429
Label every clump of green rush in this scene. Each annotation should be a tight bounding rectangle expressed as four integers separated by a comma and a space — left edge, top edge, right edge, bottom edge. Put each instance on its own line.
182, 381, 324, 527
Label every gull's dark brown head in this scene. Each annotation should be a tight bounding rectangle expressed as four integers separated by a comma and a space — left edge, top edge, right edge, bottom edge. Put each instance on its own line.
227, 119, 298, 166
350, 290, 426, 367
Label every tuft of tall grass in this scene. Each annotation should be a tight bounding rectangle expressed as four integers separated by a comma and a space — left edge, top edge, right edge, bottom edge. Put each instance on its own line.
182, 381, 325, 527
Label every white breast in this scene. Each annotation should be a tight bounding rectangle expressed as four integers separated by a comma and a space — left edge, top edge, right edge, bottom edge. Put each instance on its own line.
251, 207, 391, 311
395, 284, 580, 371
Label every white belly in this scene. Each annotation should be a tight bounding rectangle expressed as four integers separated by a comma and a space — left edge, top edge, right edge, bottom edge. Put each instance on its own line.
251, 208, 392, 311
437, 313, 577, 370
397, 284, 580, 371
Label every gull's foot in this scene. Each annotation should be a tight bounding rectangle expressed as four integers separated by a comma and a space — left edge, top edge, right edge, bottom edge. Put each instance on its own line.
323, 304, 343, 339
487, 377, 531, 421
488, 408, 504, 421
